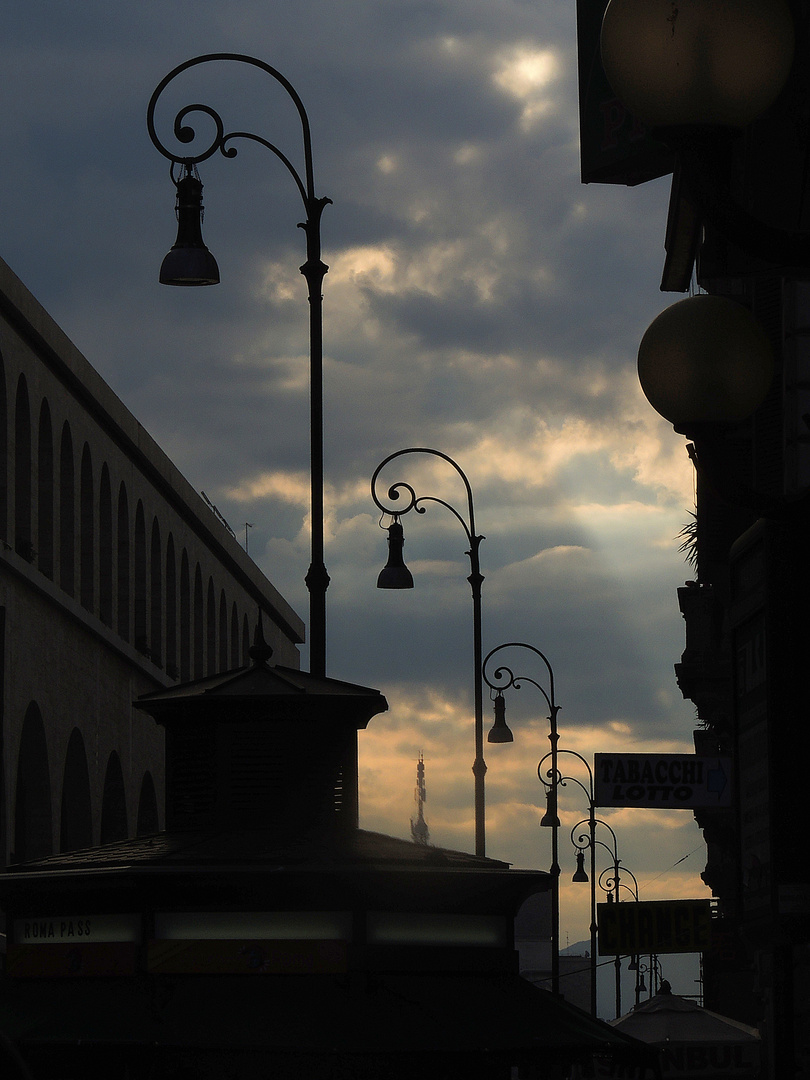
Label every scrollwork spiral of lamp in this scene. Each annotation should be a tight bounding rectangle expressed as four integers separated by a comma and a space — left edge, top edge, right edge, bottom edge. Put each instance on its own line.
371, 448, 486, 856
482, 642, 562, 995
147, 54, 332, 676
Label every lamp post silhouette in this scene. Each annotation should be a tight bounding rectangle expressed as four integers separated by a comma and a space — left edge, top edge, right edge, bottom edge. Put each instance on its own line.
147, 53, 331, 676
481, 642, 561, 995
571, 815, 639, 1019
371, 448, 487, 856
629, 953, 662, 1004
536, 746, 599, 1016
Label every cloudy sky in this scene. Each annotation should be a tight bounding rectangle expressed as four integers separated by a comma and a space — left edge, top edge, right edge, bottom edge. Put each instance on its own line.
3, 1, 710, 1000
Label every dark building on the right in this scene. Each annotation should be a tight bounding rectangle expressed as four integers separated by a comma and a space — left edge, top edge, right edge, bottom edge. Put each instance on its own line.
578, 3, 810, 1077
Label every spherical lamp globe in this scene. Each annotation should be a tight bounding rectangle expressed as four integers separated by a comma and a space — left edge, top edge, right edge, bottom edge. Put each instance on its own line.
637, 294, 774, 427
601, 0, 794, 128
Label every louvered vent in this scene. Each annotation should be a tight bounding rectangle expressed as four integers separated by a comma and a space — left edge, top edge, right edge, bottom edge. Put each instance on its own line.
167, 722, 217, 829
166, 715, 353, 835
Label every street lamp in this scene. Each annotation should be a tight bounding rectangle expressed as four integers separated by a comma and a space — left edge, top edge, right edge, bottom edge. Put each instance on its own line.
629, 953, 662, 1003
571, 815, 639, 1019
481, 642, 562, 996
371, 448, 487, 856
147, 53, 332, 676
537, 746, 599, 1017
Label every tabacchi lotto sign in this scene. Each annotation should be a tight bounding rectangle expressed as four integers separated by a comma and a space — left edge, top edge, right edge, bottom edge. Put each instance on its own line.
594, 754, 732, 808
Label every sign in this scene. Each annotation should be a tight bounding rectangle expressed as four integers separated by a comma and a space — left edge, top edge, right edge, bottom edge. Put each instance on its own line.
13, 913, 141, 944
589, 1042, 760, 1079
594, 754, 732, 808
598, 899, 712, 955
9, 914, 141, 978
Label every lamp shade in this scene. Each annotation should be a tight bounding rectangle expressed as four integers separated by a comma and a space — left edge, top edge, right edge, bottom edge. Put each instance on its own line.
377, 520, 414, 589
487, 694, 514, 744
637, 294, 773, 427
160, 171, 220, 287
601, 0, 794, 128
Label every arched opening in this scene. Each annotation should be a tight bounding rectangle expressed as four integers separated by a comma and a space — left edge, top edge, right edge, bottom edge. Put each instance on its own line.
37, 399, 54, 579
99, 464, 113, 626
206, 577, 216, 674
79, 443, 94, 611
136, 772, 160, 836
59, 422, 75, 596
180, 549, 191, 681
100, 752, 128, 845
0, 350, 7, 537
230, 601, 241, 669
134, 501, 147, 656
60, 728, 93, 852
150, 517, 162, 667
193, 564, 204, 679
14, 702, 53, 863
117, 482, 130, 641
165, 534, 177, 677
14, 375, 33, 560
242, 612, 251, 666
219, 589, 229, 671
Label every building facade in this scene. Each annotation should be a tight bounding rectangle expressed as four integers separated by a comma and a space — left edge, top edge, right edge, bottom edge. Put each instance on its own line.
577, 2, 810, 1075
0, 253, 304, 869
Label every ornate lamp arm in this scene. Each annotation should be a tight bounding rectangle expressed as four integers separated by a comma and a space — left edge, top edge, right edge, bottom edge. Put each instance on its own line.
371, 447, 486, 856
147, 53, 331, 674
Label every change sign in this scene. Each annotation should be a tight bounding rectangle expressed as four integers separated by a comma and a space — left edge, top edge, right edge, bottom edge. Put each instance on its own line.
594, 754, 732, 808
598, 899, 712, 955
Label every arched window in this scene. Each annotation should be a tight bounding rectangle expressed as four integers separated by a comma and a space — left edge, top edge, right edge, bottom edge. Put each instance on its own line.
117, 483, 130, 641
219, 589, 229, 672
136, 773, 159, 836
242, 612, 251, 666
231, 602, 241, 669
0, 350, 7, 537
134, 502, 147, 655
79, 443, 94, 611
165, 534, 177, 677
99, 465, 113, 626
59, 422, 75, 596
14, 375, 32, 560
150, 517, 162, 667
60, 729, 92, 852
14, 702, 53, 862
193, 564, 204, 679
180, 549, 191, 681
100, 752, 128, 844
206, 577, 216, 674
37, 399, 54, 579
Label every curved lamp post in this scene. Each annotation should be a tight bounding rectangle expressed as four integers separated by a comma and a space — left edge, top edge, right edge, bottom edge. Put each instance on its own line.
371, 448, 487, 856
482, 642, 561, 995
147, 53, 332, 676
536, 746, 599, 1016
629, 952, 662, 1003
572, 815, 639, 1019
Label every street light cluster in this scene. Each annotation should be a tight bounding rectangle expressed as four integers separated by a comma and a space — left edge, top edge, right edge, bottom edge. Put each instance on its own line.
371, 454, 641, 1018
148, 50, 644, 1022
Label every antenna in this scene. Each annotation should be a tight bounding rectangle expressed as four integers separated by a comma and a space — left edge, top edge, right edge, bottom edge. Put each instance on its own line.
410, 752, 430, 845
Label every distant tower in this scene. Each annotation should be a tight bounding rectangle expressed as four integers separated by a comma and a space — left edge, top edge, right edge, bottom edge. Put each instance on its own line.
410, 752, 430, 845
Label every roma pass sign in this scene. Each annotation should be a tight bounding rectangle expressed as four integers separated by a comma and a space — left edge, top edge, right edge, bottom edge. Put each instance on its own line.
598, 899, 712, 955
594, 754, 732, 808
